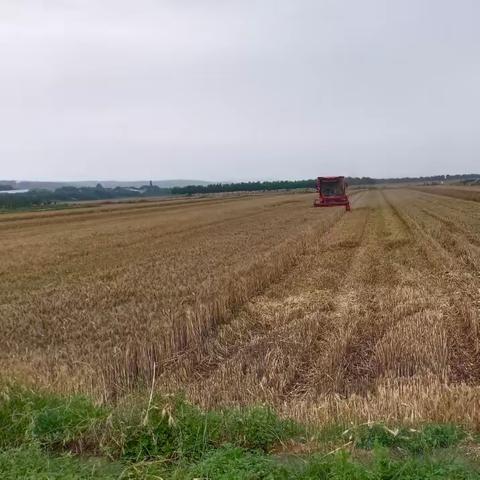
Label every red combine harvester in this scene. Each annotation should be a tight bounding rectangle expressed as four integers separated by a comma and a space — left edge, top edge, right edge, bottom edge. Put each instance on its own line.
313, 176, 351, 211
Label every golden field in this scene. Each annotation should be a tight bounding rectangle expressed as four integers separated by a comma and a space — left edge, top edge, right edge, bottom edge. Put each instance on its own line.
413, 184, 480, 203
1, 189, 479, 427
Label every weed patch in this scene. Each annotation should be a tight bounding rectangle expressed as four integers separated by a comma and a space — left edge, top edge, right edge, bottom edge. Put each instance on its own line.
106, 395, 302, 461
346, 423, 466, 453
0, 385, 106, 451
0, 445, 121, 480
0, 387, 478, 480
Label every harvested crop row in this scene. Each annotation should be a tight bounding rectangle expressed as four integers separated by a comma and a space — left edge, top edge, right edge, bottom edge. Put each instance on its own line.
2, 189, 479, 428
175, 189, 480, 428
413, 185, 480, 203
0, 193, 346, 398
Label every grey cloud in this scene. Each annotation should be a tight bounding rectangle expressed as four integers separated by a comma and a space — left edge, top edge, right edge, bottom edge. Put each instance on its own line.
1, 0, 479, 181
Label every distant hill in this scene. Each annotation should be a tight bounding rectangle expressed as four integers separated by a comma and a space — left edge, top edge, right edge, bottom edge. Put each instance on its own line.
1, 179, 211, 191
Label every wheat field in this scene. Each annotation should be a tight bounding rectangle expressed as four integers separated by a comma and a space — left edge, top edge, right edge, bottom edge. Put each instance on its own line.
1, 189, 479, 427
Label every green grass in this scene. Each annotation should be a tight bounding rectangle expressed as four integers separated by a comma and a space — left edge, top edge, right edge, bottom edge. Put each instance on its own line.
0, 385, 479, 479
105, 394, 301, 462
0, 386, 107, 451
344, 422, 467, 453
0, 445, 122, 480
3, 444, 478, 480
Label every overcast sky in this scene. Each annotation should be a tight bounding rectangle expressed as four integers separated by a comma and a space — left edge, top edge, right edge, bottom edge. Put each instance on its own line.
1, 1, 479, 181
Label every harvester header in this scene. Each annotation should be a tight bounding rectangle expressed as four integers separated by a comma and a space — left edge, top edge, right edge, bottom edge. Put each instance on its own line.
313, 176, 351, 211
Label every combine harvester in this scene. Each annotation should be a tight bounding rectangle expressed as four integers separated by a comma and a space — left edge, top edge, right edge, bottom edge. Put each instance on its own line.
313, 176, 351, 211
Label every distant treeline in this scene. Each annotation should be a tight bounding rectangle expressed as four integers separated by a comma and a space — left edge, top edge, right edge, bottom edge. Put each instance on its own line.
171, 174, 480, 195
171, 178, 375, 195
0, 184, 170, 210
3, 174, 480, 210
173, 180, 317, 195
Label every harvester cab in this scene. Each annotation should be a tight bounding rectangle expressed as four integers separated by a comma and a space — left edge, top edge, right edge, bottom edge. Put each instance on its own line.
313, 176, 351, 211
